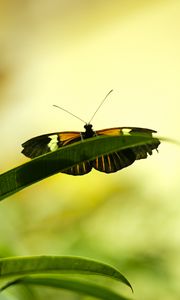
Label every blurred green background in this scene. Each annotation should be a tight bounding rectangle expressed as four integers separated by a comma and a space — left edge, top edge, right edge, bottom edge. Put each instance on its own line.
0, 0, 180, 299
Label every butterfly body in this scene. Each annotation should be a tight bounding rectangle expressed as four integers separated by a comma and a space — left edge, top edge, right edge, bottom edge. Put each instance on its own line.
22, 124, 160, 175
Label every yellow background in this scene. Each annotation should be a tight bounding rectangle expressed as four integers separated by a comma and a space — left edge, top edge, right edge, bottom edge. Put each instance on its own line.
0, 1, 180, 299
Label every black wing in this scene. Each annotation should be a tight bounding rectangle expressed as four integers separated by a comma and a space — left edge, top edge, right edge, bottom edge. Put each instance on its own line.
21, 131, 82, 158
21, 131, 92, 175
91, 127, 160, 173
22, 126, 160, 175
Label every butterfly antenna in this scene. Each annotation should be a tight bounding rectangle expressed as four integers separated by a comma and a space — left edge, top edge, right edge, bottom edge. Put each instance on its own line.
88, 89, 113, 124
53, 105, 86, 124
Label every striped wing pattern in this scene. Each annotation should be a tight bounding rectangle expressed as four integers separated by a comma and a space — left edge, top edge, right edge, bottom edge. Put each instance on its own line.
62, 161, 92, 175
92, 149, 135, 173
22, 127, 160, 175
91, 127, 159, 173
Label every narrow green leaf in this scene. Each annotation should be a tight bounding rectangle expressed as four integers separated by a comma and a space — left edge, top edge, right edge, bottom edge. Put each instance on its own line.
0, 256, 132, 291
1, 276, 131, 300
0, 134, 159, 200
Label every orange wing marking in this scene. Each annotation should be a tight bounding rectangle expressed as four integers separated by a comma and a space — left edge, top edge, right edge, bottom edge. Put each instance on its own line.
97, 128, 122, 136
101, 156, 105, 171
76, 164, 80, 174
95, 157, 99, 169
107, 155, 112, 171
58, 132, 81, 145
82, 162, 87, 173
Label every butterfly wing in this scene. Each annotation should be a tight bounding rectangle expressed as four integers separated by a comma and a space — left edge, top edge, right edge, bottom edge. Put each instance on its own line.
22, 126, 160, 175
21, 131, 81, 158
21, 131, 92, 175
91, 127, 160, 173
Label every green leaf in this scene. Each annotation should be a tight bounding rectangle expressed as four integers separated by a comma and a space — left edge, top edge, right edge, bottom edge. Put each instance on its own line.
0, 134, 159, 200
0, 256, 132, 292
1, 276, 132, 300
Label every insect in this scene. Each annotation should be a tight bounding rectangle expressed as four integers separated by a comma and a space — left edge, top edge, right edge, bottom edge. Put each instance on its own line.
22, 90, 160, 175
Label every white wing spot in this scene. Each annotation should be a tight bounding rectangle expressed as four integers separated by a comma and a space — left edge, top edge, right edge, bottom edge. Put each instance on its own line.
122, 128, 131, 135
48, 135, 59, 151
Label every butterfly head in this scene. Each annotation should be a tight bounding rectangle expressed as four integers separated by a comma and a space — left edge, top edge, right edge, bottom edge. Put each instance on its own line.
84, 123, 95, 138
84, 123, 92, 130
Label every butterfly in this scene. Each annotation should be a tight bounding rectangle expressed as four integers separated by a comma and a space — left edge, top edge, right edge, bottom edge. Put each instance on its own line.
22, 90, 160, 175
